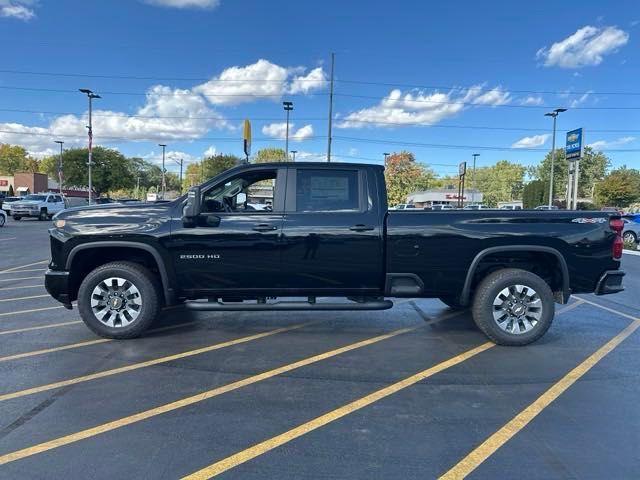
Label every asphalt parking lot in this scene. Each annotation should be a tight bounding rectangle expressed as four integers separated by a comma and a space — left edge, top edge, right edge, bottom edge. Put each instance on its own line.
0, 218, 639, 479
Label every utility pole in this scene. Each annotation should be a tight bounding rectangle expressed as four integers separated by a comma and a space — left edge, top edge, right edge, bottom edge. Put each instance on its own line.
384, 152, 390, 165
158, 144, 167, 199
544, 108, 567, 207
79, 89, 101, 205
290, 150, 297, 162
326, 52, 335, 162
54, 140, 64, 194
472, 153, 480, 204
135, 175, 140, 200
174, 157, 184, 193
283, 101, 293, 160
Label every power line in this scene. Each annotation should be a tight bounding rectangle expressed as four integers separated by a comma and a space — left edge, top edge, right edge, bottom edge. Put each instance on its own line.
0, 85, 328, 98
333, 135, 640, 153
1, 68, 639, 96
335, 93, 640, 110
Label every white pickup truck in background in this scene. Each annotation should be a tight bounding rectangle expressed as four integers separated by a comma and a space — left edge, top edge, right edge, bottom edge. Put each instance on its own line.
11, 193, 66, 221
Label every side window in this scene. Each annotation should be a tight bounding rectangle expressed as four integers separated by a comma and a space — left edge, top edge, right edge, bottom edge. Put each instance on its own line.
202, 170, 277, 213
296, 169, 360, 212
47, 196, 55, 203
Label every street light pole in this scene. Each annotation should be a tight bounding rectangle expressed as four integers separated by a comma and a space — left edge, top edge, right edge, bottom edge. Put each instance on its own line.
384, 152, 390, 165
158, 144, 167, 199
290, 150, 297, 162
79, 89, 101, 205
174, 157, 184, 193
54, 140, 64, 194
283, 101, 293, 160
472, 153, 480, 204
544, 108, 567, 207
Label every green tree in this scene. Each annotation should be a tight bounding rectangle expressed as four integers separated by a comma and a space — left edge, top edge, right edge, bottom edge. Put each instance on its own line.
49, 147, 135, 196
384, 151, 436, 205
0, 144, 38, 174
528, 146, 610, 202
522, 180, 546, 208
595, 167, 640, 207
474, 160, 526, 207
202, 154, 240, 179
255, 148, 286, 163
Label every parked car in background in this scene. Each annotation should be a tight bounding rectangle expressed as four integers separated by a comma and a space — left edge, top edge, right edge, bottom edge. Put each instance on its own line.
500, 205, 523, 210
11, 193, 66, 220
391, 204, 417, 210
602, 207, 624, 214
535, 205, 559, 211
0, 209, 6, 227
1, 196, 20, 215
622, 218, 640, 245
431, 204, 455, 211
464, 204, 490, 210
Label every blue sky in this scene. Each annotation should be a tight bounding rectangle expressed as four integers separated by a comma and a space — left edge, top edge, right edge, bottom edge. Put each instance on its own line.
0, 0, 639, 176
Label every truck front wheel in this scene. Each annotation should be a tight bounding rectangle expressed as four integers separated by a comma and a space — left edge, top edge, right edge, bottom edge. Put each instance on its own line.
77, 261, 161, 339
38, 209, 48, 221
471, 268, 555, 346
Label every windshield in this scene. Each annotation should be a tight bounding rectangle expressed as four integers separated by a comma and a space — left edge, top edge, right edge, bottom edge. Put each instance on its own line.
22, 195, 47, 201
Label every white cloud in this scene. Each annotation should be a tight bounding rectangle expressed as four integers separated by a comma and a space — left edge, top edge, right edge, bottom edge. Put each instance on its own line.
142, 0, 220, 8
203, 145, 217, 157
520, 95, 544, 106
261, 122, 314, 141
193, 59, 326, 105
0, 122, 84, 158
569, 91, 592, 107
511, 134, 550, 149
588, 136, 636, 149
337, 85, 510, 128
0, 1, 36, 20
536, 25, 629, 68
289, 67, 328, 94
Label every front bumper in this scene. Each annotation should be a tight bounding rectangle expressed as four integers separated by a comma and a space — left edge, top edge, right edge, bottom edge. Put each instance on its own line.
594, 270, 625, 296
44, 269, 73, 309
12, 209, 39, 217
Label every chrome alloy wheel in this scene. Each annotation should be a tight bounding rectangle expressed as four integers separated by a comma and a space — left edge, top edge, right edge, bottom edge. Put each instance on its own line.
90, 277, 142, 328
492, 284, 542, 335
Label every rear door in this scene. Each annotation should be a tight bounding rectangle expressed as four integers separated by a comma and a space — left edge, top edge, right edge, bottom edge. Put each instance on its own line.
279, 166, 384, 295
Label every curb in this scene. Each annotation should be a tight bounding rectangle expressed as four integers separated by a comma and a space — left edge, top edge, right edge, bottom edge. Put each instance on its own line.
623, 249, 640, 257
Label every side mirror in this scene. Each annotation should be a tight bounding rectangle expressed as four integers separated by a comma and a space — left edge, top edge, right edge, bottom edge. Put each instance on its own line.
182, 186, 201, 227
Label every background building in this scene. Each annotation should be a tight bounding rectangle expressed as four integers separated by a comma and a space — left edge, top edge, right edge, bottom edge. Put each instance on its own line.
407, 187, 483, 208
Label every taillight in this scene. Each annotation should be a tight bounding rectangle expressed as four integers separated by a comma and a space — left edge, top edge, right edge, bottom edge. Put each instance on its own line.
610, 218, 624, 259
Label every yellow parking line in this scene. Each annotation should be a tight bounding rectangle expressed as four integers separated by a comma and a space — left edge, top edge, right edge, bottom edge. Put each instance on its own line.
0, 268, 46, 275
182, 342, 494, 479
0, 260, 48, 273
0, 276, 43, 283
0, 294, 50, 303
439, 316, 640, 480
0, 324, 423, 466
0, 323, 313, 402
0, 321, 82, 336
0, 284, 44, 292
0, 305, 62, 317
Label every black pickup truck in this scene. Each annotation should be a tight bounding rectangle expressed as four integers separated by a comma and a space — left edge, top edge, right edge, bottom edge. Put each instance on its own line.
45, 162, 625, 345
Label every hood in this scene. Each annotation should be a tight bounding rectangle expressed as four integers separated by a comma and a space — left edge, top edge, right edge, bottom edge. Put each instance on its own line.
12, 200, 42, 206
55, 201, 176, 236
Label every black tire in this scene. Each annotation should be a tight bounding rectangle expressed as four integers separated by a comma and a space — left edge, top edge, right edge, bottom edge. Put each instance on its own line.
77, 261, 161, 339
38, 209, 48, 221
12, 215, 21, 221
439, 296, 466, 310
0, 215, 4, 227
623, 231, 637, 244
471, 268, 555, 346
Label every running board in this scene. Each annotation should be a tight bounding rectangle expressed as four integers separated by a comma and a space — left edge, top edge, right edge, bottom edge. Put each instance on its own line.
185, 299, 394, 311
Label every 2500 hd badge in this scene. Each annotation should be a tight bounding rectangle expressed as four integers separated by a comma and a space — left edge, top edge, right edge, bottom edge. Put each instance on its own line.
179, 254, 221, 260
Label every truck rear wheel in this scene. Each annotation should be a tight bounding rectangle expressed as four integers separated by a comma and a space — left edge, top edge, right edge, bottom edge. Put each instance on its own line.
472, 268, 555, 346
77, 261, 161, 339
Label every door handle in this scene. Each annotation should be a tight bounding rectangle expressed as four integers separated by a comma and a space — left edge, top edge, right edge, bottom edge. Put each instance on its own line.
349, 224, 375, 232
252, 223, 278, 232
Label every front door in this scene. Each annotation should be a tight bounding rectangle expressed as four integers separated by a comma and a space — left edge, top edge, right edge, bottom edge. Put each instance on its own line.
168, 166, 287, 297
278, 167, 384, 295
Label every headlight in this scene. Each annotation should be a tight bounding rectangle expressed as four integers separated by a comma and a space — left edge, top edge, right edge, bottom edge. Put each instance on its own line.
54, 219, 66, 228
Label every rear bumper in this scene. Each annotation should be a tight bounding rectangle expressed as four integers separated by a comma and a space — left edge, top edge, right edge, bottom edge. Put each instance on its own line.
44, 269, 73, 308
594, 270, 625, 296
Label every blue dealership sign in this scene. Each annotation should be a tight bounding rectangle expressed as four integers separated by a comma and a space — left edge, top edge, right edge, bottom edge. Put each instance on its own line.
565, 128, 583, 161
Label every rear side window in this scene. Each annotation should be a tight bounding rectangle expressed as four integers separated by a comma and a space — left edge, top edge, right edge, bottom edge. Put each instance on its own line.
296, 169, 359, 212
